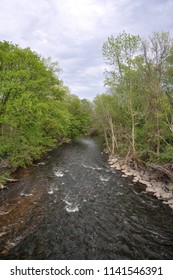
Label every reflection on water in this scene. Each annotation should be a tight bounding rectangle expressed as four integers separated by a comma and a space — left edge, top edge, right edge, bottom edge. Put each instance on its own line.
0, 137, 173, 259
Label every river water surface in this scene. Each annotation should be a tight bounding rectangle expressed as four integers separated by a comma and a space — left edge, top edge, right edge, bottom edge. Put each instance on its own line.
0, 137, 173, 259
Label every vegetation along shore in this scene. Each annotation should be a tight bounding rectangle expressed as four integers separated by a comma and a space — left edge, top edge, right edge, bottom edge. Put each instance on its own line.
1, 31, 173, 211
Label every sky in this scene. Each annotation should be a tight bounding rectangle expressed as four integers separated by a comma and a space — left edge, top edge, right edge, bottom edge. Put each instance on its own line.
0, 0, 173, 100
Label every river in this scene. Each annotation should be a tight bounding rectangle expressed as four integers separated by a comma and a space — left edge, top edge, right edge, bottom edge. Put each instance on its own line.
0, 137, 173, 259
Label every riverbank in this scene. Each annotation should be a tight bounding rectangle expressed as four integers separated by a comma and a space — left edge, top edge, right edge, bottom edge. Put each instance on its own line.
0, 139, 72, 190
108, 156, 173, 210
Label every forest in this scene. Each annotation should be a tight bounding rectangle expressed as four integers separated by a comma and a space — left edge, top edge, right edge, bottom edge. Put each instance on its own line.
94, 31, 173, 167
0, 31, 173, 181
0, 41, 92, 180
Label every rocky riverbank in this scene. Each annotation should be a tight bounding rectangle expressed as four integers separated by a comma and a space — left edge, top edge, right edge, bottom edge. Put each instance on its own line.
108, 156, 173, 210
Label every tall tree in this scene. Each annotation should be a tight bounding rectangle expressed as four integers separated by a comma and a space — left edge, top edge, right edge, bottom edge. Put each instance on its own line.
0, 41, 90, 169
102, 32, 142, 160
141, 32, 172, 158
95, 31, 173, 164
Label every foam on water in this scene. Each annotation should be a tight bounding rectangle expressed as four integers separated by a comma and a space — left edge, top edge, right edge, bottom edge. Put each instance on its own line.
63, 199, 72, 206
81, 163, 96, 170
54, 170, 64, 177
48, 184, 59, 195
48, 190, 54, 194
99, 175, 110, 182
20, 192, 33, 197
65, 205, 79, 213
96, 167, 104, 170
82, 163, 104, 171
63, 194, 79, 213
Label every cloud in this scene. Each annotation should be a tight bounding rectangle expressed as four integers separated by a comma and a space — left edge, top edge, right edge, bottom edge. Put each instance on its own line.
0, 0, 173, 100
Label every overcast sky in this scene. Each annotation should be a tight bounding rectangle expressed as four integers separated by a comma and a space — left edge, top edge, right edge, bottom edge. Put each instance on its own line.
0, 0, 173, 100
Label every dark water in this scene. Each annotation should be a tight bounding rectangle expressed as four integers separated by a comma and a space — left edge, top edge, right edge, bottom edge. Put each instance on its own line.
0, 137, 173, 260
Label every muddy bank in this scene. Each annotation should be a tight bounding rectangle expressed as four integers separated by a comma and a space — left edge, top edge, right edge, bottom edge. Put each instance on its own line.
108, 156, 173, 210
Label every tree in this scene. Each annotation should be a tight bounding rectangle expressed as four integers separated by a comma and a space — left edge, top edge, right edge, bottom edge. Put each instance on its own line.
102, 32, 142, 160
94, 93, 120, 155
94, 31, 173, 165
141, 32, 172, 159
0, 41, 87, 169
64, 94, 92, 138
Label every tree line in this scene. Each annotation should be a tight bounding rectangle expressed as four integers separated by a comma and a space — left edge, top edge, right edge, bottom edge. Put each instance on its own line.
0, 41, 92, 173
94, 31, 173, 165
1, 32, 173, 177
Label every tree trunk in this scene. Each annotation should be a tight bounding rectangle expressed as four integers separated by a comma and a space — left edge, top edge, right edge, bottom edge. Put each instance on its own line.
104, 129, 111, 154
109, 116, 118, 155
156, 112, 160, 157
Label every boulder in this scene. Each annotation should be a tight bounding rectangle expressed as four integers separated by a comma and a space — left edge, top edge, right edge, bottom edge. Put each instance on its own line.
146, 186, 156, 193
139, 179, 149, 185
115, 164, 122, 170
167, 199, 173, 205
161, 193, 173, 201
111, 158, 118, 164
0, 183, 7, 190
125, 171, 134, 176
142, 172, 150, 182
154, 192, 161, 198
133, 177, 140, 183
107, 155, 173, 210
145, 182, 152, 188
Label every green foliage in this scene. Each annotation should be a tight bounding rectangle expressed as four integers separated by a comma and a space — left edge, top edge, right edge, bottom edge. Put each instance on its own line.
94, 31, 173, 164
0, 41, 91, 169
65, 94, 92, 138
160, 145, 173, 163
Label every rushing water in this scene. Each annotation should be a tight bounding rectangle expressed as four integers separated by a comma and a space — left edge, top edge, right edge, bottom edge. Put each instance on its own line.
0, 137, 173, 260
